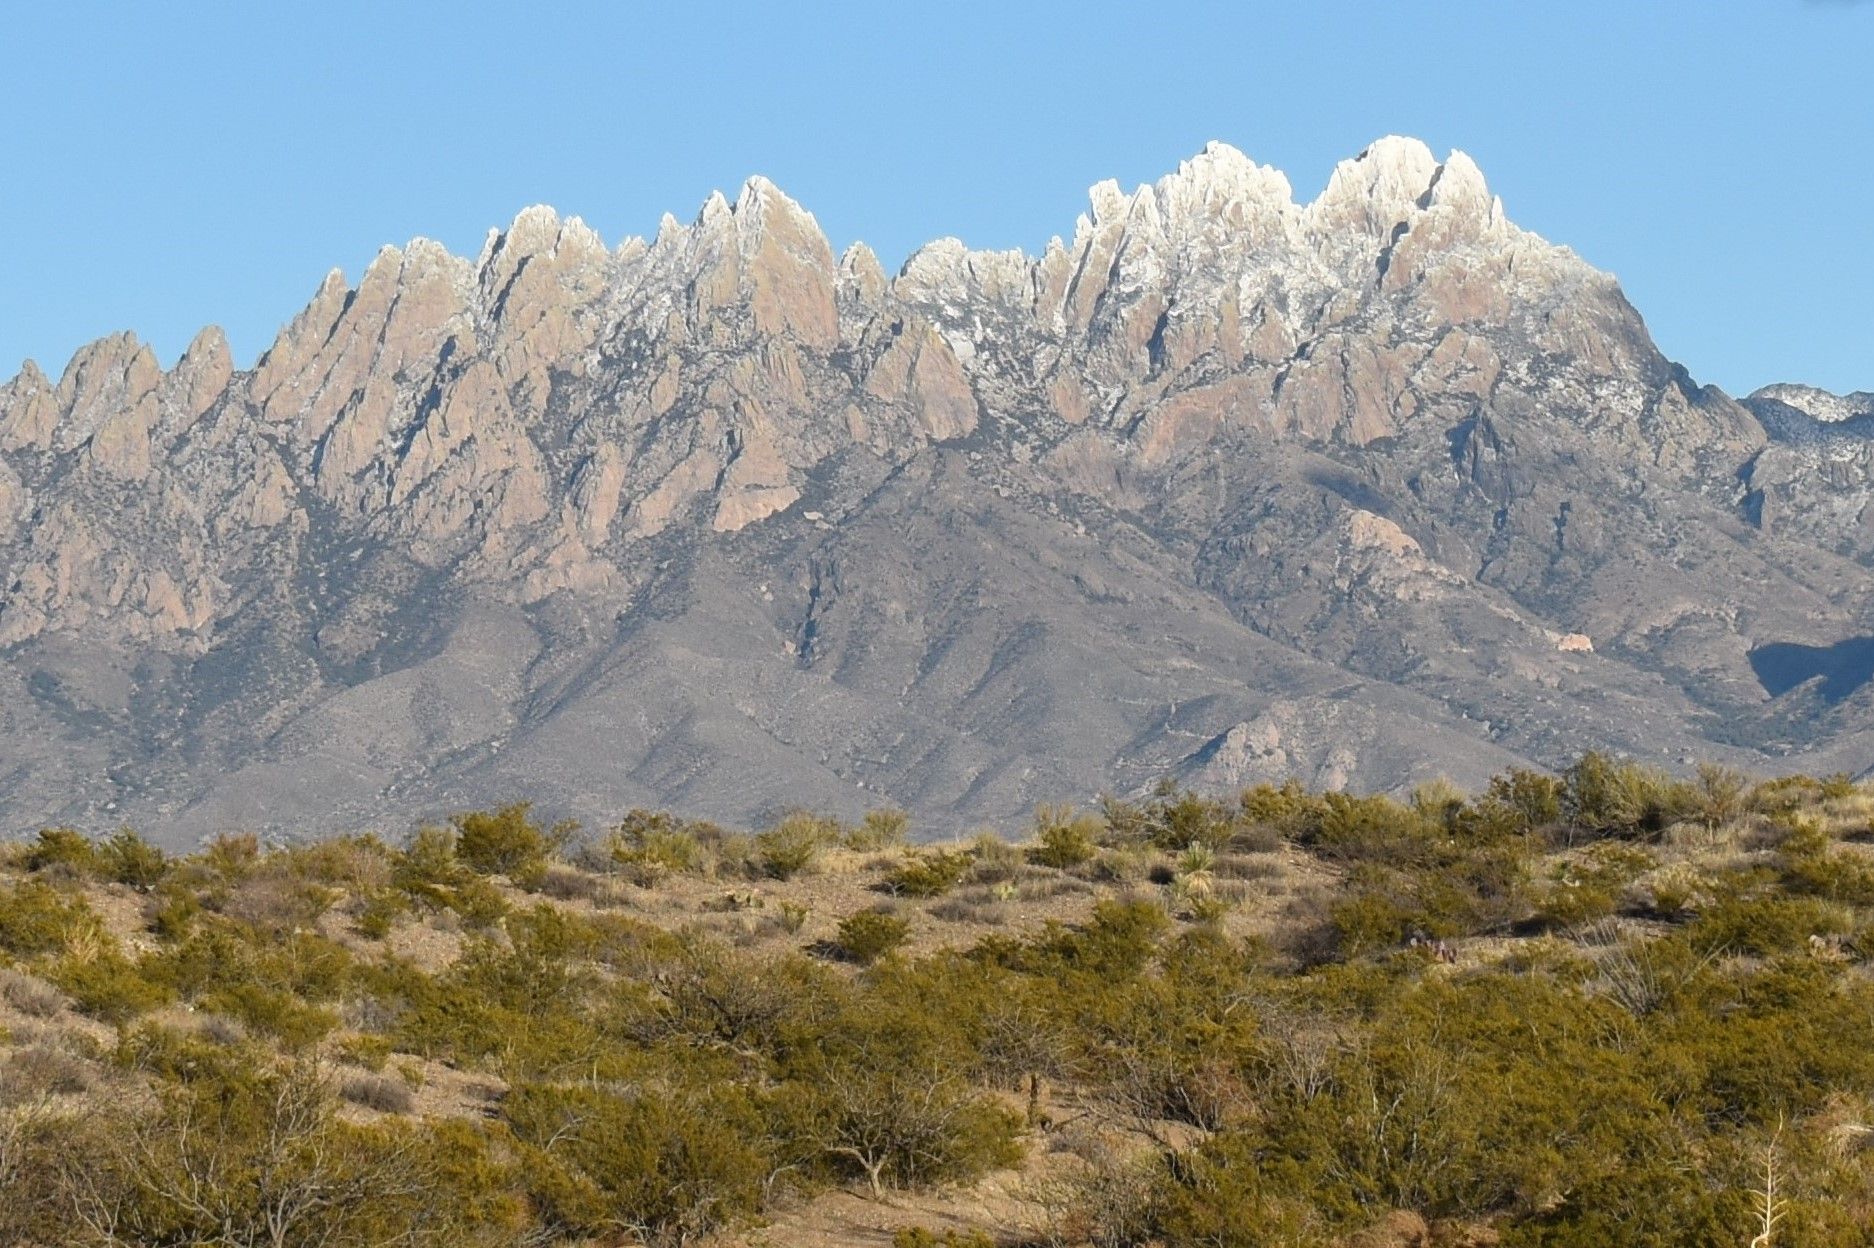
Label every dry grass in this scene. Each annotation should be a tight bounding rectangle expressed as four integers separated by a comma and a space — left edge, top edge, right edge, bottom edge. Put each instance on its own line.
339, 1072, 415, 1115
0, 968, 65, 1019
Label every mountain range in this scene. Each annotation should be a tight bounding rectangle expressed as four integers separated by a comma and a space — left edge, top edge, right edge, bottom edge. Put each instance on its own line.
2, 137, 1870, 845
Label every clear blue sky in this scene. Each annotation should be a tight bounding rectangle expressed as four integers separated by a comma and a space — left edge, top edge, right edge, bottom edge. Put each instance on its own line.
2, 1, 1868, 396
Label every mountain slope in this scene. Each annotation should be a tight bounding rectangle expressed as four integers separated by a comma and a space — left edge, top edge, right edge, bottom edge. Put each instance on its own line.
1, 138, 1868, 843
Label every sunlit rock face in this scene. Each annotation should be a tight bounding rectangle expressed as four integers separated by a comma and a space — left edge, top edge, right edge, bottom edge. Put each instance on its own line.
0, 139, 1865, 844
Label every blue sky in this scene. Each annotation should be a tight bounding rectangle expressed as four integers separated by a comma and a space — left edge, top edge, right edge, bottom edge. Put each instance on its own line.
1, 1, 1868, 396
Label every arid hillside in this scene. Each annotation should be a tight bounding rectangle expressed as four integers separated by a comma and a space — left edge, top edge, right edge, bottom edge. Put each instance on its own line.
2, 760, 1873, 1245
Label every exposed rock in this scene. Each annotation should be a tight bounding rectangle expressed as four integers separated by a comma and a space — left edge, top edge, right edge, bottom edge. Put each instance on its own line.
0, 139, 1867, 844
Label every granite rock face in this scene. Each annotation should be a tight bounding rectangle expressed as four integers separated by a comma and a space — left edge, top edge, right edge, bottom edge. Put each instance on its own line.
1, 138, 1868, 844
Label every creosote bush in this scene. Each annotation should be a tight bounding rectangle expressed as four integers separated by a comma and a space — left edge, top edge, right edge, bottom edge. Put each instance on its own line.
1028, 805, 1101, 869
837, 907, 911, 964
886, 850, 972, 898
758, 811, 835, 880
452, 802, 572, 882
0, 756, 1871, 1247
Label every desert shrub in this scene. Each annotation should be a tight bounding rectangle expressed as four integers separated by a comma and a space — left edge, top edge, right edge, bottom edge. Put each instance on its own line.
1238, 779, 1339, 843
1152, 1134, 1327, 1245
341, 1072, 415, 1114
336, 1032, 394, 1071
774, 900, 811, 935
148, 924, 354, 1011
1098, 793, 1156, 844
930, 889, 1012, 927
21, 826, 99, 876
1213, 852, 1284, 881
1327, 884, 1416, 956
807, 1055, 1024, 1197
0, 968, 65, 1018
1328, 836, 1530, 955
1412, 776, 1469, 825
1563, 751, 1695, 839
51, 950, 173, 1024
758, 812, 834, 880
1779, 834, 1874, 905
1479, 768, 1566, 833
1032, 1141, 1169, 1248
969, 832, 1026, 882
453, 802, 569, 880
1088, 844, 1154, 885
506, 1081, 770, 1246
1302, 793, 1438, 864
1532, 875, 1617, 929
848, 807, 911, 851
1687, 762, 1751, 829
148, 884, 202, 940
886, 850, 972, 898
2, 763, 1868, 1246
532, 863, 604, 902
394, 825, 461, 897
393, 827, 509, 926
275, 834, 396, 891
2, 1040, 94, 1099
350, 889, 406, 939
1001, 898, 1171, 982
388, 908, 608, 1073
0, 879, 101, 956
1533, 842, 1657, 929
1029, 805, 1101, 869
201, 982, 339, 1049
893, 1228, 996, 1248
72, 1062, 525, 1248
1150, 791, 1238, 852
837, 908, 911, 965
1184, 892, 1234, 926
1498, 1159, 1744, 1247
202, 831, 262, 881
1686, 894, 1856, 957
219, 873, 338, 933
97, 827, 169, 890
608, 809, 711, 885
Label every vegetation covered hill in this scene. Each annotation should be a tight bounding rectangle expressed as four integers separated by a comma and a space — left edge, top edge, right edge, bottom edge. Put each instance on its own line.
2, 758, 1874, 1246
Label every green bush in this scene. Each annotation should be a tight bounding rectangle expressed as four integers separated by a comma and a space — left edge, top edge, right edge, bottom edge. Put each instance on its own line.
1533, 842, 1655, 929
452, 803, 568, 880
837, 909, 911, 965
22, 827, 98, 876
0, 880, 102, 956
201, 982, 339, 1050
893, 1228, 996, 1248
848, 808, 911, 851
1780, 839, 1874, 905
98, 828, 169, 890
608, 811, 714, 886
1150, 791, 1237, 852
758, 813, 833, 880
886, 850, 972, 898
393, 827, 510, 926
1480, 768, 1565, 832
506, 1082, 769, 1245
52, 950, 173, 1023
1563, 751, 1694, 839
1028, 806, 1100, 869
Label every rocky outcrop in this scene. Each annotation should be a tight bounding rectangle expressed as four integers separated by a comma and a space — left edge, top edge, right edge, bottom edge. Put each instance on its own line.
0, 138, 1866, 843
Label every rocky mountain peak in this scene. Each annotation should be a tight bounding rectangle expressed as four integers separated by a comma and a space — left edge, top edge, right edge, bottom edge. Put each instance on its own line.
0, 137, 1865, 843
1750, 383, 1874, 426
1309, 134, 1445, 235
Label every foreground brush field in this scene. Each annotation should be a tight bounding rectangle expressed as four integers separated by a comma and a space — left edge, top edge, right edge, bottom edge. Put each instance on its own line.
2, 755, 1873, 1246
